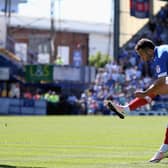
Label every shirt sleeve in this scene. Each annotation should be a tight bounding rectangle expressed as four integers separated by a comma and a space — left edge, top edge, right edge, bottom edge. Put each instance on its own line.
155, 50, 168, 78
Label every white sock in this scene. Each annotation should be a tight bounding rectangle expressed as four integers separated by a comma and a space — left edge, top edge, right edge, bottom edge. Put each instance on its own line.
159, 144, 168, 153
122, 105, 130, 114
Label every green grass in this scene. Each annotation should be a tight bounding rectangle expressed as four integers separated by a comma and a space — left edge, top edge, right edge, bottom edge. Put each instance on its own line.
0, 116, 168, 168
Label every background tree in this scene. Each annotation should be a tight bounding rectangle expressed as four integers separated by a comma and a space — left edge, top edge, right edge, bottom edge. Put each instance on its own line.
89, 52, 111, 68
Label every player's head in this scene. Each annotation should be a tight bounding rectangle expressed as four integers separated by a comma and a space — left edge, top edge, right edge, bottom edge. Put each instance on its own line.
135, 38, 155, 62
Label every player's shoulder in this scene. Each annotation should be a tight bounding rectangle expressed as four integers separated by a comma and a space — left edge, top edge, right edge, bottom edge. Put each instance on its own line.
155, 45, 168, 58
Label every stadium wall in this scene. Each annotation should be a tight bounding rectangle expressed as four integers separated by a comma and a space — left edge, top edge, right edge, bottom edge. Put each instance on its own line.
8, 27, 89, 64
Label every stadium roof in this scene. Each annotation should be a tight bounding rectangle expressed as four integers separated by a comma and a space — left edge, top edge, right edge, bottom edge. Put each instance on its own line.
8, 15, 112, 35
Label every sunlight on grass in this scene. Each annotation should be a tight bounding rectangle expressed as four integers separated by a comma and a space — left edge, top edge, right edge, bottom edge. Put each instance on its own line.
0, 116, 167, 168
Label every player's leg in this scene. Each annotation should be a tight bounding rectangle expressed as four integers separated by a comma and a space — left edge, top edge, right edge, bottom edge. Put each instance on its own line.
149, 124, 168, 163
129, 76, 168, 111
105, 94, 155, 119
145, 76, 168, 96
106, 76, 168, 118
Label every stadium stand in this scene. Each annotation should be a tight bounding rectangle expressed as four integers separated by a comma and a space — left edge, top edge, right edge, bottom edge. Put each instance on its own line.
76, 3, 168, 116
0, 48, 24, 81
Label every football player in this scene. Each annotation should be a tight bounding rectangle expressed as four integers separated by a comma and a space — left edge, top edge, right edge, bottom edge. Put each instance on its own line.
106, 38, 168, 163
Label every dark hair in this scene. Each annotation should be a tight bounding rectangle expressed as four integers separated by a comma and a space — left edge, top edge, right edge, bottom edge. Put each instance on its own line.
135, 38, 155, 51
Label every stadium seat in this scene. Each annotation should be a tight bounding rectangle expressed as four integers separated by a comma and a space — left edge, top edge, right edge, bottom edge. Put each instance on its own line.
21, 107, 35, 115
0, 98, 10, 115
34, 108, 46, 115
34, 100, 46, 108
8, 106, 21, 115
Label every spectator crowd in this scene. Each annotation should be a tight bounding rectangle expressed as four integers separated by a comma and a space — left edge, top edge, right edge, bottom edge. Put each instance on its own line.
77, 4, 168, 115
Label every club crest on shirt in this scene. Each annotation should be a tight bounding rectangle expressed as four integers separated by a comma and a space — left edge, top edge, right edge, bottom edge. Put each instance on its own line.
156, 65, 161, 73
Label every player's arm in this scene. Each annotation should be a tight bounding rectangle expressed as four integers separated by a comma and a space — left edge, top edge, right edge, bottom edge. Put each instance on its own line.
136, 50, 168, 98
135, 76, 168, 98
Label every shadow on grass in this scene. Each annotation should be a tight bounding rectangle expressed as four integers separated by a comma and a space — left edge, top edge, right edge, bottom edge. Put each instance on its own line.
161, 161, 168, 164
0, 165, 45, 168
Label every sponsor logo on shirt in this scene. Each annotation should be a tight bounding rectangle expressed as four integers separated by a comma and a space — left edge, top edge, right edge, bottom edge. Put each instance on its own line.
156, 65, 161, 73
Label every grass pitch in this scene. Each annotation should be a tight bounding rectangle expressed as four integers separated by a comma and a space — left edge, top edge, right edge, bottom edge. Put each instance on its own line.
0, 116, 168, 168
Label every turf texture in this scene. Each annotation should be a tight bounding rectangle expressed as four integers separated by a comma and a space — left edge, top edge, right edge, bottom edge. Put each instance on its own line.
0, 116, 167, 168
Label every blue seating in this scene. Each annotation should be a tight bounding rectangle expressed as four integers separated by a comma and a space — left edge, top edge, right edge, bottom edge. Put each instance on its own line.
0, 98, 46, 115
0, 98, 10, 115
35, 100, 46, 108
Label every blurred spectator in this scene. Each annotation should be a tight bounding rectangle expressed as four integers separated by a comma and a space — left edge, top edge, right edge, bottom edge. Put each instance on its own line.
44, 90, 52, 101
87, 97, 98, 115
78, 93, 87, 114
55, 56, 64, 65
23, 89, 32, 99
33, 90, 41, 100
148, 17, 156, 33
48, 91, 59, 103
9, 83, 20, 98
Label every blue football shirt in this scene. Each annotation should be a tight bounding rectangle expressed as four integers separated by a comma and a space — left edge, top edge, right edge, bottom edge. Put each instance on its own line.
153, 45, 168, 78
